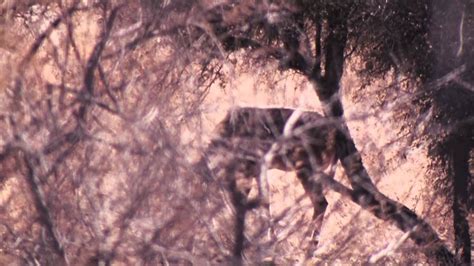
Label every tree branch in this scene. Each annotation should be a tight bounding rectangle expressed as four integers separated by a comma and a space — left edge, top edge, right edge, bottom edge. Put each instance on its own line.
304, 6, 458, 264
187, 2, 459, 263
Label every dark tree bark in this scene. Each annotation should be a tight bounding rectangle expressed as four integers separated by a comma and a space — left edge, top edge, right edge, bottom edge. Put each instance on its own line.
451, 135, 472, 264
307, 7, 457, 264
183, 1, 464, 263
429, 0, 473, 264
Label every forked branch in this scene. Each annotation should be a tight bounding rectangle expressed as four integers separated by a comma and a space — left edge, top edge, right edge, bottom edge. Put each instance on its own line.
187, 1, 457, 263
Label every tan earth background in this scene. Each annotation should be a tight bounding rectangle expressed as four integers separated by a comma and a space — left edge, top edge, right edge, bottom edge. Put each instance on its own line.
0, 2, 471, 265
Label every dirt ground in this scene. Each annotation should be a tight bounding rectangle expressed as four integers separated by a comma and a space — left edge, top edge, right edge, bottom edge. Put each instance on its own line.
192, 67, 452, 263
0, 4, 464, 264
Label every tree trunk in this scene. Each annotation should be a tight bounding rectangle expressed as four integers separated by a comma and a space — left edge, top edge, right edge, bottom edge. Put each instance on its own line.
192, 2, 460, 263
429, 0, 473, 264
451, 135, 472, 264
308, 7, 458, 264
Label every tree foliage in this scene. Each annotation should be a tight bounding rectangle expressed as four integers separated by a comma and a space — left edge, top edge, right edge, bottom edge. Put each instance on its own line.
0, 0, 472, 264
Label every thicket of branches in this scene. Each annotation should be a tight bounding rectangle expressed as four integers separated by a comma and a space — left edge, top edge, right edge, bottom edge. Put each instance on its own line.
0, 1, 213, 264
0, 0, 472, 265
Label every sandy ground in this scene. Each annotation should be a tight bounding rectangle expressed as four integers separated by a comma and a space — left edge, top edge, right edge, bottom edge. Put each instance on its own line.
1, 5, 462, 263
193, 67, 441, 263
